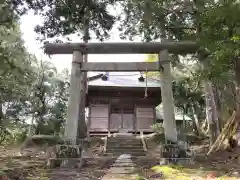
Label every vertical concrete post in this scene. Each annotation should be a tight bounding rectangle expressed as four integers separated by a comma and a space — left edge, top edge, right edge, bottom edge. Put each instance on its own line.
159, 50, 178, 143
65, 51, 83, 144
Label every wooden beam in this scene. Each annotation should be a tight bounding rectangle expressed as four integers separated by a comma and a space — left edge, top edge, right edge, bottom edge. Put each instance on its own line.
44, 41, 199, 55
81, 62, 160, 72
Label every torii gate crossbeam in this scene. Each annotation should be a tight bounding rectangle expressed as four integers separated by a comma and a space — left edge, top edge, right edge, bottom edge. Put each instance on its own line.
44, 41, 198, 54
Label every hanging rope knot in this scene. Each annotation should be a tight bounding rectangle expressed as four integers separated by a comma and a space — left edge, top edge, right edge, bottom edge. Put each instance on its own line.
145, 68, 148, 97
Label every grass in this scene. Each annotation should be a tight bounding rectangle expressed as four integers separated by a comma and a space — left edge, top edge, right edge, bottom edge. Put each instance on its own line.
145, 165, 239, 180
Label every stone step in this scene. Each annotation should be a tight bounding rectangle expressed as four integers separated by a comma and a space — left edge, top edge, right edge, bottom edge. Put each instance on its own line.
107, 145, 143, 149
107, 142, 143, 146
108, 137, 140, 140
111, 133, 135, 137
107, 141, 142, 144
147, 145, 160, 149
49, 170, 79, 176
110, 164, 136, 167
108, 139, 141, 142
106, 167, 136, 174
106, 149, 145, 152
111, 159, 136, 163
108, 137, 139, 140
104, 152, 146, 157
103, 154, 150, 159
106, 153, 146, 157
106, 149, 145, 153
107, 145, 143, 148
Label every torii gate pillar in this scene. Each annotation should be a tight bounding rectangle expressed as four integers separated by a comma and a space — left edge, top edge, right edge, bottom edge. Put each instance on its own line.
159, 50, 178, 142
64, 50, 86, 144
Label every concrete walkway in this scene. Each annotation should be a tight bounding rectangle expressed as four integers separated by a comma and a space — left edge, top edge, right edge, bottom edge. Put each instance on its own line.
101, 154, 138, 180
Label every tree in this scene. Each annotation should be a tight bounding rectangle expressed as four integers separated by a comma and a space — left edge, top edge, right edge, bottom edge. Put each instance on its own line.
0, 1, 72, 143
9, 0, 120, 41
26, 60, 69, 135
0, 14, 36, 142
119, 0, 240, 145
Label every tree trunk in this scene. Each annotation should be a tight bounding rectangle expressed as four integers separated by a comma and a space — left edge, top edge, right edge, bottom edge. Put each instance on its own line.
199, 53, 220, 145
0, 101, 3, 126
28, 114, 34, 136
234, 57, 240, 145
204, 80, 220, 145
212, 83, 223, 131
235, 57, 240, 114
190, 104, 200, 135
0, 101, 5, 143
35, 123, 41, 134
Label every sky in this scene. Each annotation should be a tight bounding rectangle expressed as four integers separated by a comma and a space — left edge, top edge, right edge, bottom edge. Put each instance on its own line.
19, 11, 146, 73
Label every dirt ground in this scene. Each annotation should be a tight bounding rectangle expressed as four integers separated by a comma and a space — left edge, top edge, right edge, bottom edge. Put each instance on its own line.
0, 144, 114, 180
1, 140, 240, 180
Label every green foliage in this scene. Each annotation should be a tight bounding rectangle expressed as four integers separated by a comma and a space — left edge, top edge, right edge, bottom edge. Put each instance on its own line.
10, 0, 121, 41
118, 0, 198, 41
153, 133, 166, 144
22, 135, 64, 149
0, 11, 70, 143
1, 125, 28, 145
0, 10, 37, 143
151, 123, 164, 134
173, 78, 205, 118
120, 0, 239, 86
199, 0, 240, 83
25, 60, 68, 135
126, 0, 239, 127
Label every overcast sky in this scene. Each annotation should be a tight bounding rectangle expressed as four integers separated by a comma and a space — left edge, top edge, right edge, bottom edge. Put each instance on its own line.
19, 11, 146, 73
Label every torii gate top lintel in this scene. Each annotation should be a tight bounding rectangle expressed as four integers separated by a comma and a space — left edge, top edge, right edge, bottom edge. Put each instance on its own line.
44, 41, 199, 55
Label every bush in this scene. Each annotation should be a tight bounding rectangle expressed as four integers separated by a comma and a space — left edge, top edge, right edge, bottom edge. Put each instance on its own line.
151, 123, 164, 134
152, 133, 165, 144
0, 127, 28, 145
14, 130, 28, 143
21, 135, 64, 149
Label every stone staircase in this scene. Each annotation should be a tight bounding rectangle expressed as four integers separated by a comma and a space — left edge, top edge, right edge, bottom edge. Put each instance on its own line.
105, 135, 146, 157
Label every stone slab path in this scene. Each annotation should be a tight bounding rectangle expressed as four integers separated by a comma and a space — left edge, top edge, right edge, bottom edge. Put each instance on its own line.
101, 154, 138, 180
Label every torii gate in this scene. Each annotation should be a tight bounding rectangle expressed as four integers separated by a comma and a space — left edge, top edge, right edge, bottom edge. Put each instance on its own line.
44, 41, 199, 144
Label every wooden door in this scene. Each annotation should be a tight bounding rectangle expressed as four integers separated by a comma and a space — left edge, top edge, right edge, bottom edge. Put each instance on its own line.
136, 107, 154, 130
89, 104, 109, 131
110, 105, 122, 130
122, 105, 134, 130
110, 100, 134, 131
